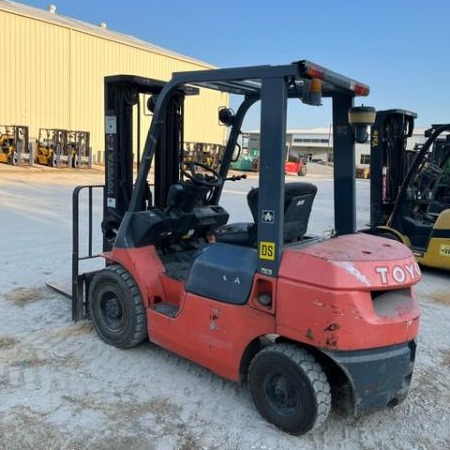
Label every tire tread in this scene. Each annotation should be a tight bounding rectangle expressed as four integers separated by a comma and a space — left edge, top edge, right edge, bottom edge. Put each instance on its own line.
249, 343, 331, 432
90, 264, 147, 348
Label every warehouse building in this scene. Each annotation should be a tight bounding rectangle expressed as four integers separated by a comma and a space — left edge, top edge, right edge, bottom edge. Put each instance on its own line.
0, 0, 228, 163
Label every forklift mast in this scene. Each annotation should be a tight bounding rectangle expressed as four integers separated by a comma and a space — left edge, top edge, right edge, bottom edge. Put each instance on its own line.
370, 109, 417, 227
431, 128, 450, 166
102, 75, 197, 251
432, 134, 450, 206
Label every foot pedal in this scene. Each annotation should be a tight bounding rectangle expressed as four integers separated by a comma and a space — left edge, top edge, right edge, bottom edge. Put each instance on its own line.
152, 302, 179, 318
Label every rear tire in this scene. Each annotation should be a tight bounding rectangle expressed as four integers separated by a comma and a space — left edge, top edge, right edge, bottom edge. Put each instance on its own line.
248, 344, 331, 434
89, 265, 147, 348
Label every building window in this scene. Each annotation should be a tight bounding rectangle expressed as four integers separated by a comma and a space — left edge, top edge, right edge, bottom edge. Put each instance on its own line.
360, 154, 370, 164
293, 138, 329, 144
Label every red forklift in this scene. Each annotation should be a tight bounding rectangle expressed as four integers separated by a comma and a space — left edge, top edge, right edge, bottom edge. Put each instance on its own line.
72, 64, 421, 434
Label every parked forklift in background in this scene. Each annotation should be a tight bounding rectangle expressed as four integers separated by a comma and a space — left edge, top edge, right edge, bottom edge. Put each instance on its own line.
67, 131, 91, 168
231, 146, 307, 175
183, 141, 224, 170
230, 146, 259, 171
0, 127, 16, 165
71, 63, 421, 434
35, 128, 64, 167
0, 125, 29, 165
369, 109, 450, 270
285, 153, 307, 176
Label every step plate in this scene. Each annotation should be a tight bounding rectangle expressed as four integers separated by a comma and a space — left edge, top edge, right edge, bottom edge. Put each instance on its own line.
152, 302, 179, 318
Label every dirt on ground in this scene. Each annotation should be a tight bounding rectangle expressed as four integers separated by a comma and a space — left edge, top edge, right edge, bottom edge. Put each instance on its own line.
0, 166, 449, 450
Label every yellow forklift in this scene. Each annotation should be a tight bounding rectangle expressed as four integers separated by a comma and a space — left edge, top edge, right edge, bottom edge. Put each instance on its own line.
183, 142, 225, 170
0, 127, 15, 164
67, 131, 91, 168
369, 109, 450, 270
35, 128, 67, 167
0, 125, 29, 165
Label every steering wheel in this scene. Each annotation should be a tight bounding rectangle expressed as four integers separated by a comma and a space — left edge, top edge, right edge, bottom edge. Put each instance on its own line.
180, 161, 223, 188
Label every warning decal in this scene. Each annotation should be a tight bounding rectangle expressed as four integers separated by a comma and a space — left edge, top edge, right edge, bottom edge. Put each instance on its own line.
439, 244, 450, 258
259, 241, 275, 261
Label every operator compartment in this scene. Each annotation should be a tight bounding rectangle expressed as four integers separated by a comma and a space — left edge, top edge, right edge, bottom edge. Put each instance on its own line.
115, 202, 229, 250
277, 233, 421, 351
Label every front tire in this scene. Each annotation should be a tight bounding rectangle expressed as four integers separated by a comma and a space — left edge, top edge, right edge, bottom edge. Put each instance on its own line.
248, 344, 331, 434
89, 265, 147, 348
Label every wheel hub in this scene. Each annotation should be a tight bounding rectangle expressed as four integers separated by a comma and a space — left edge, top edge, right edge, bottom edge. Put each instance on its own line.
101, 294, 123, 330
265, 374, 298, 414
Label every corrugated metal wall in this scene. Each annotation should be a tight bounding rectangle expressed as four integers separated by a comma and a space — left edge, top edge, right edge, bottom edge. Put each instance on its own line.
0, 7, 228, 158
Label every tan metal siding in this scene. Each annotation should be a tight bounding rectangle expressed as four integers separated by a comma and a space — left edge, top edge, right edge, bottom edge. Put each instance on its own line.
0, 7, 228, 157
184, 88, 230, 142
0, 13, 71, 131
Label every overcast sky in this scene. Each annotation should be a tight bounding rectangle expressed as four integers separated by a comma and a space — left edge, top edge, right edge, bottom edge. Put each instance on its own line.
16, 0, 450, 131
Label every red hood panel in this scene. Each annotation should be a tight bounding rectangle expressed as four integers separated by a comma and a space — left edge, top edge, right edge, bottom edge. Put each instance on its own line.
279, 234, 422, 289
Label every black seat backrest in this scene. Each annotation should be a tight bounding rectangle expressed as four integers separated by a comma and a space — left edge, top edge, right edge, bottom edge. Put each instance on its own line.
247, 182, 317, 242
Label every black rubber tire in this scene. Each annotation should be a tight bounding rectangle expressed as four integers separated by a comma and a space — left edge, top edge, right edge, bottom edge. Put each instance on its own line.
89, 265, 147, 348
248, 344, 331, 435
298, 165, 307, 176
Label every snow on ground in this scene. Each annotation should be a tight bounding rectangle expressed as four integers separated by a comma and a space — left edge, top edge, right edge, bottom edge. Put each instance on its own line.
0, 165, 449, 450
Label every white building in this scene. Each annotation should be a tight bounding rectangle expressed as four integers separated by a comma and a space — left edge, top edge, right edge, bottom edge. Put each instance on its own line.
245, 126, 429, 168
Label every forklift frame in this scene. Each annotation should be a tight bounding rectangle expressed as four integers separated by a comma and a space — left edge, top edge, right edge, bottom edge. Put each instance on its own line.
72, 60, 370, 321
126, 61, 367, 277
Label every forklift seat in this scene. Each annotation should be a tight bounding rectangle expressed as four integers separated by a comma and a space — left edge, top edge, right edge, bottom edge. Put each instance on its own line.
247, 182, 317, 243
215, 182, 317, 246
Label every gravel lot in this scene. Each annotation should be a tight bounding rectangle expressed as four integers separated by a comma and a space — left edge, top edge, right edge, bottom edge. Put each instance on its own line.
0, 165, 449, 450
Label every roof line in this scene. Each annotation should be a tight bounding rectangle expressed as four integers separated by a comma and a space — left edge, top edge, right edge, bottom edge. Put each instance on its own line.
0, 0, 216, 69
244, 127, 430, 136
